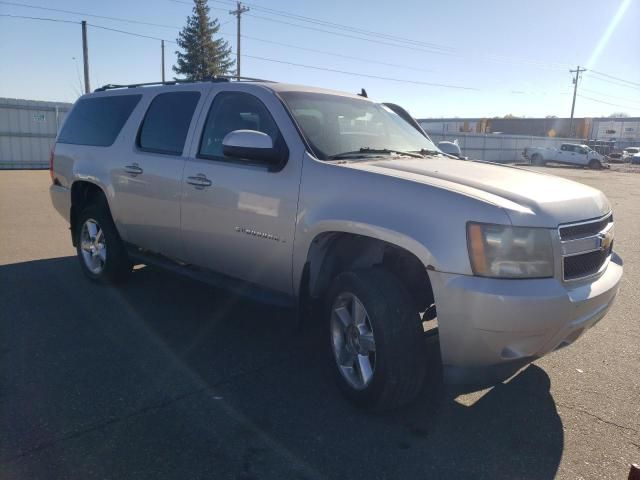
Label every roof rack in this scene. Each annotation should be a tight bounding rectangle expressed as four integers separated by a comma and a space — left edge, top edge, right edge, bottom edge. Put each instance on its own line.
94, 76, 273, 92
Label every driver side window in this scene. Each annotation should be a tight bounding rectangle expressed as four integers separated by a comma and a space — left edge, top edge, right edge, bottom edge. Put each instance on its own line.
198, 91, 280, 160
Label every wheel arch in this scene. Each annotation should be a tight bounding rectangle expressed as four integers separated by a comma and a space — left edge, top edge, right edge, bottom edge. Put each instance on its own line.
69, 180, 111, 246
299, 227, 435, 313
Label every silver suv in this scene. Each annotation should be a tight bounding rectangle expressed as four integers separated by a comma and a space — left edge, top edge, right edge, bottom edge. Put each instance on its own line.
50, 79, 622, 410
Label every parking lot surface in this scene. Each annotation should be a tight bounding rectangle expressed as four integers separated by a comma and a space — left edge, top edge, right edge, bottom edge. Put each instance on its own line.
1, 168, 638, 480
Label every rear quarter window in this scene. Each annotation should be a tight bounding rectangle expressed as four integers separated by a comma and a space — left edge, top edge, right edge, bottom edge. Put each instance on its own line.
57, 95, 141, 146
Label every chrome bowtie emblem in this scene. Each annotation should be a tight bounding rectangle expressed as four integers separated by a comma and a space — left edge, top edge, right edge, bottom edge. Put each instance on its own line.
599, 230, 614, 251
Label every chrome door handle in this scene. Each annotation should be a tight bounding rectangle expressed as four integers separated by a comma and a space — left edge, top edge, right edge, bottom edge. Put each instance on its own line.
186, 174, 212, 189
124, 163, 143, 175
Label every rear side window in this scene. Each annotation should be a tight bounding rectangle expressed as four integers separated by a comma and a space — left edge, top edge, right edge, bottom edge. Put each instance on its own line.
138, 92, 201, 155
58, 95, 141, 146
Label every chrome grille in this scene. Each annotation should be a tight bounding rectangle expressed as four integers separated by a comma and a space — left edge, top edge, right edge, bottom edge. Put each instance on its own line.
559, 214, 614, 281
559, 214, 613, 240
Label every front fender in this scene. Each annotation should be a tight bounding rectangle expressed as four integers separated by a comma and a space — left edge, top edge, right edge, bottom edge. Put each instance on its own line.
292, 154, 511, 295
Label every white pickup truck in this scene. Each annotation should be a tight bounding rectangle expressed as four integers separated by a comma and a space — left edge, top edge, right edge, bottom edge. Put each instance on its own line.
523, 143, 606, 169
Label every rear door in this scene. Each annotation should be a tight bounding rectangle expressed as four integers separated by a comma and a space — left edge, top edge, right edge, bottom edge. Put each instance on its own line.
180, 87, 303, 295
110, 88, 205, 258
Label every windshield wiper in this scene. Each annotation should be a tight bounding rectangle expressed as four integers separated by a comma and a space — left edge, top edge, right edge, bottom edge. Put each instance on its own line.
412, 149, 441, 156
328, 148, 424, 160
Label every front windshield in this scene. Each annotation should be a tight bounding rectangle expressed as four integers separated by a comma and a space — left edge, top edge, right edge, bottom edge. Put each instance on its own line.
279, 91, 439, 160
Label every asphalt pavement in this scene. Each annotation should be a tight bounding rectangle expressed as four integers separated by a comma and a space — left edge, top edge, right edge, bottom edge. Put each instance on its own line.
0, 168, 638, 479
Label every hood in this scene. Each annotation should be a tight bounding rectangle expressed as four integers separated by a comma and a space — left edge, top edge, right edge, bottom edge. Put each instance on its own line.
342, 157, 610, 227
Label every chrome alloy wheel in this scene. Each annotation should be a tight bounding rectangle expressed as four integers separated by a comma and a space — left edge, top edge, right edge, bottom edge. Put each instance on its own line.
330, 292, 377, 390
80, 218, 106, 274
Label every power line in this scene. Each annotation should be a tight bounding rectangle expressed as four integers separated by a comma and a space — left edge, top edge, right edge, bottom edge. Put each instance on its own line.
589, 70, 640, 88
244, 12, 457, 56
577, 94, 640, 111
0, 13, 78, 24
4, 13, 470, 91
88, 23, 177, 43
170, 0, 590, 75
0, 14, 177, 43
241, 34, 436, 73
585, 73, 640, 91
3, 5, 634, 107
207, 0, 576, 72
208, 0, 456, 53
242, 54, 478, 90
580, 88, 640, 105
0, 0, 180, 28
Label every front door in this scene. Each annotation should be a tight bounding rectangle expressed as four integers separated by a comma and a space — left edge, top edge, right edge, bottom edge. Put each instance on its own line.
180, 88, 302, 295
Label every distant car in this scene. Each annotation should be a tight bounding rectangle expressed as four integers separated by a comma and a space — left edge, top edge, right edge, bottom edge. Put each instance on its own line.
437, 140, 466, 159
631, 153, 640, 165
607, 152, 624, 163
623, 147, 640, 162
523, 143, 607, 169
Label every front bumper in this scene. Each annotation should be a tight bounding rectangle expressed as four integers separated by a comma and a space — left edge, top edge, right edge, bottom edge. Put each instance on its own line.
429, 253, 623, 384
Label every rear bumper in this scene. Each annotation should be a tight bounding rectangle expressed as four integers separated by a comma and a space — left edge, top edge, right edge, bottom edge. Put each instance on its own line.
49, 184, 71, 223
430, 253, 623, 384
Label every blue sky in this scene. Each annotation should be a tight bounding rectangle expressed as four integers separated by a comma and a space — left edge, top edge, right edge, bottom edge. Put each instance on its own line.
1, 0, 639, 118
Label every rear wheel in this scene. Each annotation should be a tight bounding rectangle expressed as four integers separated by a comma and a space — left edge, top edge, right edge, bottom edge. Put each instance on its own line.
75, 202, 131, 284
326, 268, 427, 411
588, 159, 602, 170
531, 154, 544, 166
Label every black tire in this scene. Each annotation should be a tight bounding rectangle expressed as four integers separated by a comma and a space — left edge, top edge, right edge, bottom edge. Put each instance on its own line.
75, 199, 131, 284
326, 267, 427, 411
531, 154, 544, 166
588, 159, 601, 170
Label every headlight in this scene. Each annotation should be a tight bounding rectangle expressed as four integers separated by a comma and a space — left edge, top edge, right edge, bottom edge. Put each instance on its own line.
467, 222, 554, 278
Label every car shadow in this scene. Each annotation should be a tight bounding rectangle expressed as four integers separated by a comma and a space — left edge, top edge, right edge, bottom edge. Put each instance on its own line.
1, 257, 563, 479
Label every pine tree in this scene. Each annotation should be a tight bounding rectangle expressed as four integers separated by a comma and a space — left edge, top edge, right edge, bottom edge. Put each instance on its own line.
173, 0, 235, 80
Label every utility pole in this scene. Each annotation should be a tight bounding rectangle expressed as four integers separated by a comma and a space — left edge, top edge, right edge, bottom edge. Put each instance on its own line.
569, 65, 587, 137
81, 20, 90, 94
229, 1, 249, 80
161, 40, 165, 82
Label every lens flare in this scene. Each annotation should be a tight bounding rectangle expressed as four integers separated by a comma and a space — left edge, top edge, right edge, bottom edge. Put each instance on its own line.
586, 0, 632, 69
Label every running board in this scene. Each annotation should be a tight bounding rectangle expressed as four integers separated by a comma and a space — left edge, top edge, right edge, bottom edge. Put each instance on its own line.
126, 246, 295, 308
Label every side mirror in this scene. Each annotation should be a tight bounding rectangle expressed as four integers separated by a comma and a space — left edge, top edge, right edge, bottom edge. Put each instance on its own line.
222, 130, 282, 166
437, 141, 463, 159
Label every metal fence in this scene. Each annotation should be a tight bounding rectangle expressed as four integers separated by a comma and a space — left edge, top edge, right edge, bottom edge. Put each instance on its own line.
0, 98, 72, 169
426, 132, 590, 163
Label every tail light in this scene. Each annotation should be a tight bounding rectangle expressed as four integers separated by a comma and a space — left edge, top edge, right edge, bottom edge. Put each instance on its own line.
49, 147, 55, 183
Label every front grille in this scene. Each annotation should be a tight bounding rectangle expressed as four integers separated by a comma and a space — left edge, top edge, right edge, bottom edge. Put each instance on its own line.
559, 214, 613, 241
563, 246, 611, 280
559, 213, 613, 281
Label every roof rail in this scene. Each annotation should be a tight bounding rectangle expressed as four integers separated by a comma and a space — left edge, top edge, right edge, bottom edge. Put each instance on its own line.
94, 76, 274, 92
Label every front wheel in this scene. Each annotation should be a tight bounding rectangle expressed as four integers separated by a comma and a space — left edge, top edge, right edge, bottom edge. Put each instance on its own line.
588, 159, 602, 170
326, 268, 427, 411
